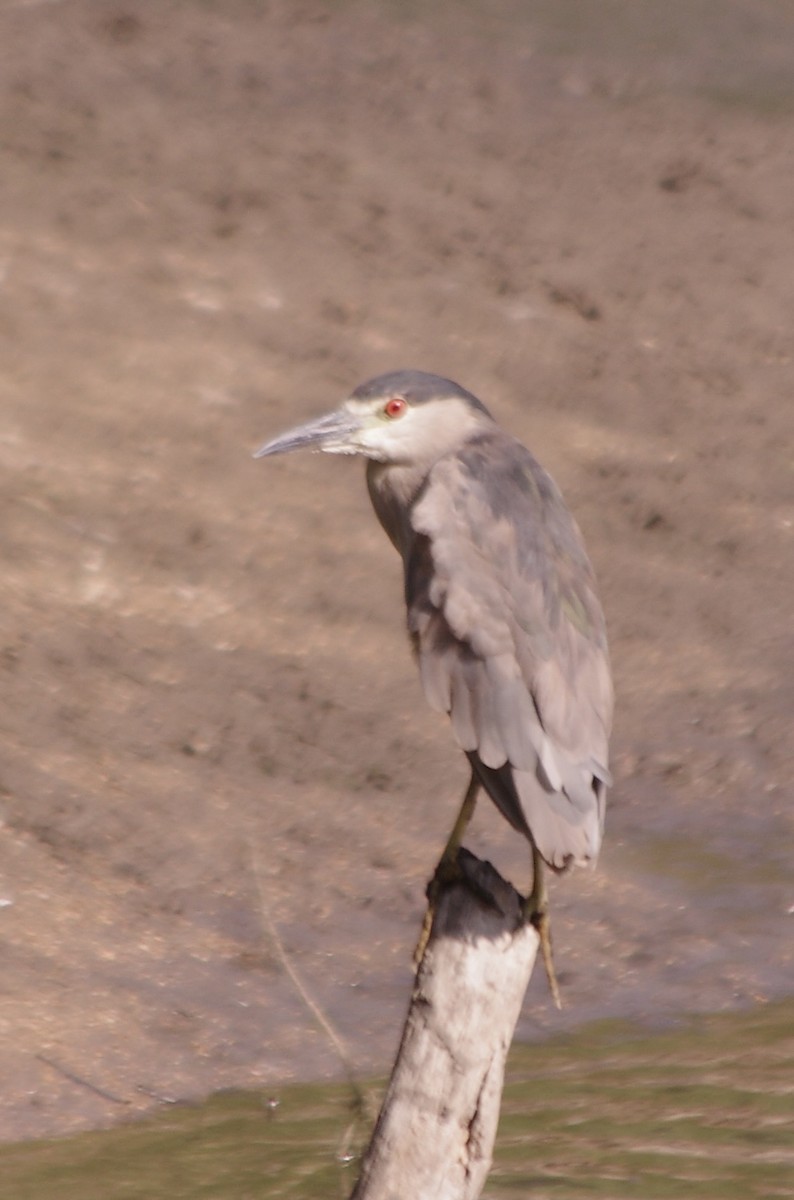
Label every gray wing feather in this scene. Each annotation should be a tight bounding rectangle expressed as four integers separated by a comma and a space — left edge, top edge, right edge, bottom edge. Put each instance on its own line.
449, 652, 478, 752
406, 428, 613, 869
472, 757, 606, 869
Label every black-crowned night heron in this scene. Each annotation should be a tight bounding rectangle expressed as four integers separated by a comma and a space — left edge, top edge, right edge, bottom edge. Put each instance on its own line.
255, 370, 612, 1005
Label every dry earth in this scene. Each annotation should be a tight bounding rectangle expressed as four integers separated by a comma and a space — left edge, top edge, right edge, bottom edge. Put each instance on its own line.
0, 0, 792, 1142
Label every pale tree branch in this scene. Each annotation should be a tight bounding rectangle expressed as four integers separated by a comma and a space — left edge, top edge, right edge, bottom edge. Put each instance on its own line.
351, 849, 539, 1200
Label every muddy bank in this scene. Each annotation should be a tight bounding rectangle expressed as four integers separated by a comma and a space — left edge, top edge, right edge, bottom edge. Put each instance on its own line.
0, 0, 791, 1141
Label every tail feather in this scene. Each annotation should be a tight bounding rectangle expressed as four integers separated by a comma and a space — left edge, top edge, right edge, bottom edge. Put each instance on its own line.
468, 752, 605, 871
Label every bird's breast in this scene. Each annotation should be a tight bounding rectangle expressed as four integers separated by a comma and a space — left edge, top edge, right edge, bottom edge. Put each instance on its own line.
366, 461, 427, 561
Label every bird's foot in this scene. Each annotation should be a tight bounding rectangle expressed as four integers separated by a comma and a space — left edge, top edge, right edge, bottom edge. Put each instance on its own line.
412, 852, 463, 968
523, 897, 563, 1011
413, 906, 434, 969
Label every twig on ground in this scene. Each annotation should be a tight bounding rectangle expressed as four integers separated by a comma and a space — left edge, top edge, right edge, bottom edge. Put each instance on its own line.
37, 1053, 131, 1106
250, 851, 375, 1139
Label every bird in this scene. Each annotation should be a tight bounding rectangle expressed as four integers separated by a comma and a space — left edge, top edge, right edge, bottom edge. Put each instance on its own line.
254, 370, 612, 1005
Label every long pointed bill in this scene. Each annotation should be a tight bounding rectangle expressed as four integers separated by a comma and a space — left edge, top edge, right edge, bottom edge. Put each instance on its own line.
253, 407, 363, 458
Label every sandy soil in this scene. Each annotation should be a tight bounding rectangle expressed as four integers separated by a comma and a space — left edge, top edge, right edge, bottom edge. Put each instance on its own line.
0, 0, 792, 1142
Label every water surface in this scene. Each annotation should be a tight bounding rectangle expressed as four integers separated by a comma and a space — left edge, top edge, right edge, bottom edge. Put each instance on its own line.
3, 999, 791, 1199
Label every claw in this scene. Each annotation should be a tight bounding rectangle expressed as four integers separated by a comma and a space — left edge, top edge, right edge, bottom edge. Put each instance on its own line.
413, 854, 462, 966
413, 899, 435, 967
414, 772, 480, 969
528, 903, 562, 1010
525, 847, 563, 1009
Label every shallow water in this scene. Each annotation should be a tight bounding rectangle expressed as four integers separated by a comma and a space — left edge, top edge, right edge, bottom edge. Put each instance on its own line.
3, 999, 792, 1200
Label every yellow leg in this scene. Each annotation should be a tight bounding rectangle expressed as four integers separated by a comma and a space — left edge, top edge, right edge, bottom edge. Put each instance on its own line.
413, 771, 481, 966
438, 770, 481, 869
524, 845, 562, 1010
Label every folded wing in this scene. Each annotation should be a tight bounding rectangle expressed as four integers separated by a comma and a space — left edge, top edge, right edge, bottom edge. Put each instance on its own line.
406, 429, 613, 870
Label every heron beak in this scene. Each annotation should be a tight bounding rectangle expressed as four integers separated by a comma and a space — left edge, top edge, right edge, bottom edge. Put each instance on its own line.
253, 407, 363, 459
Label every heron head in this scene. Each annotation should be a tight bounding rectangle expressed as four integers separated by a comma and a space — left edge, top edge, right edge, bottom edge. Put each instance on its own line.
254, 370, 494, 466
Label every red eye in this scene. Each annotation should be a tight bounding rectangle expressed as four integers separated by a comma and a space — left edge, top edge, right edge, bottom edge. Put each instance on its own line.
383, 397, 407, 419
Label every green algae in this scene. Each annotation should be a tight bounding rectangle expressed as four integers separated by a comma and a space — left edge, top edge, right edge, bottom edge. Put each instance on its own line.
2, 1000, 792, 1199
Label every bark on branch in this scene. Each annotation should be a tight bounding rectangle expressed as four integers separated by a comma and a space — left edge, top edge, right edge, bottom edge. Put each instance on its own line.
351, 849, 539, 1200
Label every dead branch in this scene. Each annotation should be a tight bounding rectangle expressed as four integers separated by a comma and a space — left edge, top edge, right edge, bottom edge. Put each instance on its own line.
350, 849, 539, 1200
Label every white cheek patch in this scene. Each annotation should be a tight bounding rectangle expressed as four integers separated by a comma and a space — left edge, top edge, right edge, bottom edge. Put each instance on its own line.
353, 409, 420, 461
342, 396, 482, 464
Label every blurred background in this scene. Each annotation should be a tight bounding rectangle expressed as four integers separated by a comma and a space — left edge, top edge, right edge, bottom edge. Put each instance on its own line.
0, 0, 791, 1146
